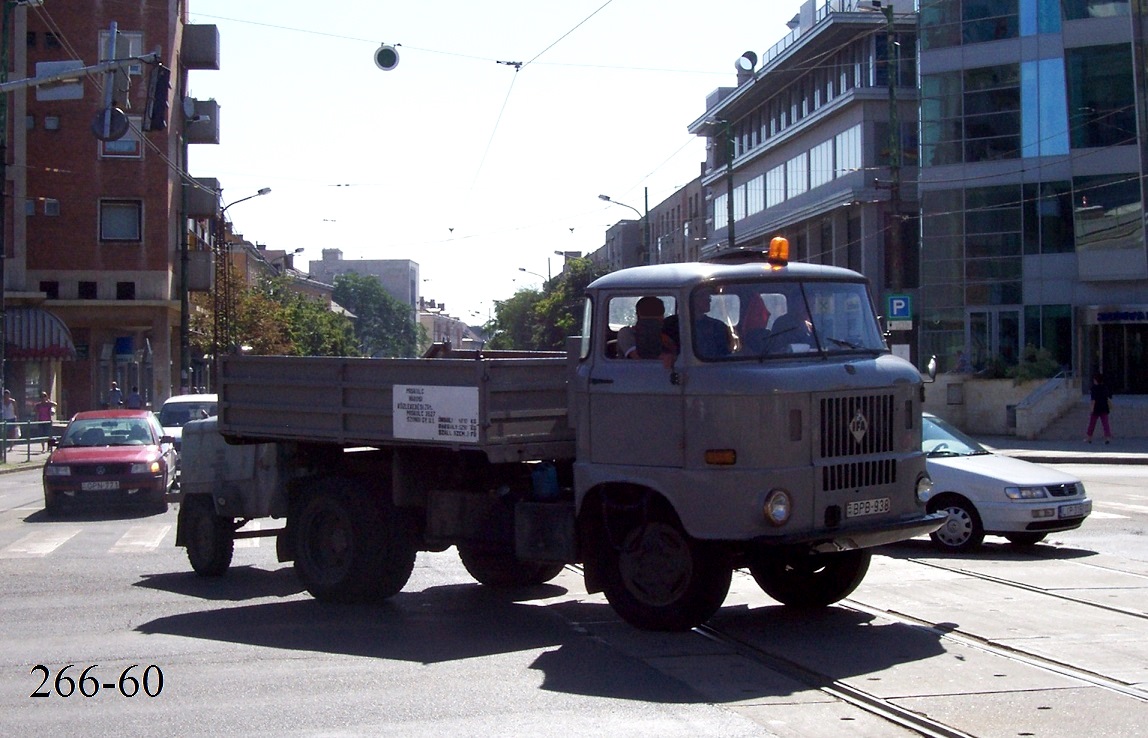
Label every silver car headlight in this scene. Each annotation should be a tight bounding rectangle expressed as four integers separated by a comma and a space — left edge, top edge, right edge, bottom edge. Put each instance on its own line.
1005, 486, 1048, 500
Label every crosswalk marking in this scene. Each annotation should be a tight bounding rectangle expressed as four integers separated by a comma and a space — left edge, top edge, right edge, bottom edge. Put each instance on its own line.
110, 524, 172, 552
0, 528, 81, 558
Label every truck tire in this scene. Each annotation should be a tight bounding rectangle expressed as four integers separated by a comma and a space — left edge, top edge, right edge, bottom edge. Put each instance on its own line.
293, 479, 416, 603
184, 495, 234, 577
747, 549, 870, 608
600, 510, 731, 631
457, 547, 565, 587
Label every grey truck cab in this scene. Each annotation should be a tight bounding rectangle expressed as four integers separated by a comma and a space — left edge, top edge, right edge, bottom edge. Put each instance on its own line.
568, 244, 942, 629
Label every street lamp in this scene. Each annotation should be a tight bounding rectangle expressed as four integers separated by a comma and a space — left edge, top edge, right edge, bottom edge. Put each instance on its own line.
213, 187, 270, 382
517, 267, 547, 285
598, 192, 650, 265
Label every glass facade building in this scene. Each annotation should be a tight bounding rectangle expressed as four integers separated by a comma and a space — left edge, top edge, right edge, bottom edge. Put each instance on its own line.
917, 0, 1148, 393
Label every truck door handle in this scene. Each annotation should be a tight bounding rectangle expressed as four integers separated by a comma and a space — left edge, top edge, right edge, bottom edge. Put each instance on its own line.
589, 377, 614, 385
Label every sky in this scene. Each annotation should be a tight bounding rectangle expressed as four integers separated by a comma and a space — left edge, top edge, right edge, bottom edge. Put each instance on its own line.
186, 0, 806, 322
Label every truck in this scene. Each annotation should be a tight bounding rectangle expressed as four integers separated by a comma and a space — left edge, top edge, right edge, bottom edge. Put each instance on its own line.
175, 241, 944, 631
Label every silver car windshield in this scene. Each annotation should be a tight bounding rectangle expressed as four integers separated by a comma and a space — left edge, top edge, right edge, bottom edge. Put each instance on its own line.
923, 415, 992, 457
678, 279, 888, 361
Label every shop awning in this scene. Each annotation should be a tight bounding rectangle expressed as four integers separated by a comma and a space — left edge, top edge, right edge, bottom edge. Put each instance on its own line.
4, 306, 77, 360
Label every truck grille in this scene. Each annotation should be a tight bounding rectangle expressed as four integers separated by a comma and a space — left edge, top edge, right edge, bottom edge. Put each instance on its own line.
822, 458, 897, 491
819, 393, 895, 458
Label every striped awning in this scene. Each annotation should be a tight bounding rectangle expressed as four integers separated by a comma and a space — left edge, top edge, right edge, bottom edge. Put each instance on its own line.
4, 306, 77, 360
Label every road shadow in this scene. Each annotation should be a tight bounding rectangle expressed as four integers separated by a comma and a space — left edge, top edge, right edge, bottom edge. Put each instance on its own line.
879, 537, 1099, 561
135, 576, 945, 705
136, 566, 306, 600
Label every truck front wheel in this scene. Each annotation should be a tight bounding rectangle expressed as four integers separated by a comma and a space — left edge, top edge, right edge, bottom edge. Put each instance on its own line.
747, 548, 871, 608
293, 480, 416, 602
600, 511, 731, 631
183, 495, 234, 577
458, 546, 565, 587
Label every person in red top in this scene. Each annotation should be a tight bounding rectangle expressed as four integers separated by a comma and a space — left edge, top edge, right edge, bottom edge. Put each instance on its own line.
34, 392, 57, 451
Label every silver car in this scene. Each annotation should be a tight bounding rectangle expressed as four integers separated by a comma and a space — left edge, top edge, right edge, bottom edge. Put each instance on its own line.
158, 393, 218, 457
923, 413, 1091, 552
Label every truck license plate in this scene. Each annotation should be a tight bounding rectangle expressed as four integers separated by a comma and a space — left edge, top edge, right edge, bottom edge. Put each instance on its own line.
846, 497, 890, 518
81, 481, 120, 491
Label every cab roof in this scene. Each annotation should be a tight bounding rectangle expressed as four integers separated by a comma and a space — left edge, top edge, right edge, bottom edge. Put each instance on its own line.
586, 260, 867, 293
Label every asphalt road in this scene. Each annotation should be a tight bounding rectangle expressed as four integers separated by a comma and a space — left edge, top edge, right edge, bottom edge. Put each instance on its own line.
2, 464, 1147, 737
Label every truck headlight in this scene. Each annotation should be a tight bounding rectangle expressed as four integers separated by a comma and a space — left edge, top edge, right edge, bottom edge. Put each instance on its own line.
916, 474, 933, 504
763, 489, 791, 526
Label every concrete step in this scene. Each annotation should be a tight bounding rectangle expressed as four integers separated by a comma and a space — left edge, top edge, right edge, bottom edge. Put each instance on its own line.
1036, 396, 1148, 440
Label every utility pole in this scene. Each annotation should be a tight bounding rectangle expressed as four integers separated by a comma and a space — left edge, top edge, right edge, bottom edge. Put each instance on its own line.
724, 119, 735, 250
882, 1, 903, 291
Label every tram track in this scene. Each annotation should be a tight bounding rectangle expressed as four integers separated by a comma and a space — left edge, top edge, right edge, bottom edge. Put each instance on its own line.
896, 555, 1148, 621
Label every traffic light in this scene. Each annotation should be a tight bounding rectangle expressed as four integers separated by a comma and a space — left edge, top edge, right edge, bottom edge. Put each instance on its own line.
143, 63, 171, 131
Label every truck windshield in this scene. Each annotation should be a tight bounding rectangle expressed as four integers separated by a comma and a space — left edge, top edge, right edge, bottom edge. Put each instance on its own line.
683, 279, 887, 361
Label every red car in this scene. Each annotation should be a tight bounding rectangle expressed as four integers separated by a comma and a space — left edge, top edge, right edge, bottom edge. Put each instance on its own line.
43, 409, 178, 515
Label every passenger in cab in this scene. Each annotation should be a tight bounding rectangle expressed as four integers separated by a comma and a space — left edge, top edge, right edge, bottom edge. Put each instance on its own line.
617, 296, 677, 365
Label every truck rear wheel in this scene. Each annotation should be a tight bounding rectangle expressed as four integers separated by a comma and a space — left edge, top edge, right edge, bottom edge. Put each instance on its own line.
458, 547, 565, 587
183, 495, 234, 577
747, 549, 870, 608
293, 479, 416, 602
600, 511, 731, 631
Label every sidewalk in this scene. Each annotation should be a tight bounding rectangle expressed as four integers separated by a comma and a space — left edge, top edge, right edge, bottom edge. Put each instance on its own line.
975, 435, 1148, 465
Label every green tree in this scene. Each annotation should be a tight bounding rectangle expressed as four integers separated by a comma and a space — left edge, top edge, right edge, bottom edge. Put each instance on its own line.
332, 272, 422, 357
486, 288, 543, 349
488, 257, 609, 350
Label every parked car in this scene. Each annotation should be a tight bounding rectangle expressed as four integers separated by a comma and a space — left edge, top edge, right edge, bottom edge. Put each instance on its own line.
158, 394, 217, 455
42, 409, 178, 515
922, 413, 1092, 552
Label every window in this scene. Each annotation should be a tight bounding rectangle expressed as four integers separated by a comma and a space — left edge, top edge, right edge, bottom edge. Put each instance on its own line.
44, 116, 59, 131
810, 139, 834, 190
40, 281, 59, 299
98, 30, 143, 74
100, 200, 142, 241
79, 281, 98, 299
100, 116, 142, 158
835, 125, 862, 177
1021, 58, 1069, 157
766, 165, 785, 208
1067, 45, 1136, 150
44, 199, 59, 216
116, 282, 136, 300
963, 64, 1021, 162
786, 153, 808, 199
746, 175, 764, 217
1022, 181, 1074, 254
45, 32, 60, 49
1062, 0, 1129, 20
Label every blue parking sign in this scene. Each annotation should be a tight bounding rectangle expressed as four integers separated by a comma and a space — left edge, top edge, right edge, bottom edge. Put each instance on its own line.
888, 294, 911, 320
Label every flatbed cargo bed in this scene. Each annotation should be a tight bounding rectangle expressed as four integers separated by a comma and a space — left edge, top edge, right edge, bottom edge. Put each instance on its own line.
217, 353, 575, 463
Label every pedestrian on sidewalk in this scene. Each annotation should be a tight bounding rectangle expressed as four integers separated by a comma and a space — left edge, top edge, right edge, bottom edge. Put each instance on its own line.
34, 392, 57, 451
1085, 373, 1113, 444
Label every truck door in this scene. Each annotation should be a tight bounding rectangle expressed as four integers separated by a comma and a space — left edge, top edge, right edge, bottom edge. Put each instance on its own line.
586, 295, 685, 467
